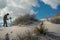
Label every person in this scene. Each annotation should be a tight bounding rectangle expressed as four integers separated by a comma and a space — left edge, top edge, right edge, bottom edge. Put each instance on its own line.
3, 13, 9, 27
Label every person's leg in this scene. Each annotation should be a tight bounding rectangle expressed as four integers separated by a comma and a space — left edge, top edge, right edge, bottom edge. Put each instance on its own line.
6, 21, 8, 27
3, 21, 5, 27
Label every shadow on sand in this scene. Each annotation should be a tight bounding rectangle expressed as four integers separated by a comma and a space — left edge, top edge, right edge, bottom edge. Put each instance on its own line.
47, 32, 60, 40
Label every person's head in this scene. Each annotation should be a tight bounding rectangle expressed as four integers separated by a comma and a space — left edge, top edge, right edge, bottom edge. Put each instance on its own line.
6, 13, 9, 16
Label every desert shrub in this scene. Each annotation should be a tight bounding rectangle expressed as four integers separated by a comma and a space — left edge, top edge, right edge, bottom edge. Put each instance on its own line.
13, 14, 38, 25
51, 18, 60, 24
5, 33, 10, 40
17, 31, 31, 40
51, 13, 60, 24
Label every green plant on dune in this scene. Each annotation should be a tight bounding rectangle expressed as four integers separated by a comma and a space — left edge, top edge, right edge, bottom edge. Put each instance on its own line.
39, 25, 44, 34
38, 22, 48, 35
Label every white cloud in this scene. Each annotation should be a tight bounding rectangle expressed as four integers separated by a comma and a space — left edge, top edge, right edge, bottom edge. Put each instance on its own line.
41, 0, 60, 9
0, 0, 7, 9
0, 0, 38, 21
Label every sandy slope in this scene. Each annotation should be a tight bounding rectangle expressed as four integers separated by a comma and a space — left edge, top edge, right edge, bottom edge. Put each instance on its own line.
44, 21, 60, 34
0, 24, 50, 40
44, 21, 60, 40
0, 26, 36, 40
0, 21, 60, 40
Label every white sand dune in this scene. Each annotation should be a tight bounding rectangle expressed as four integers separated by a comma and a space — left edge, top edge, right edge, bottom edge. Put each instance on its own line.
0, 25, 49, 40
44, 21, 60, 40
0, 21, 60, 40
44, 21, 60, 34
0, 26, 36, 40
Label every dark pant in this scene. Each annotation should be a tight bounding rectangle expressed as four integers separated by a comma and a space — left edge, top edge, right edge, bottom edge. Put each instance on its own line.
3, 20, 8, 27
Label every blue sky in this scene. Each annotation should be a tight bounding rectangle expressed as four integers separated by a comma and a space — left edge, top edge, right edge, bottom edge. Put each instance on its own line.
33, 0, 60, 19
